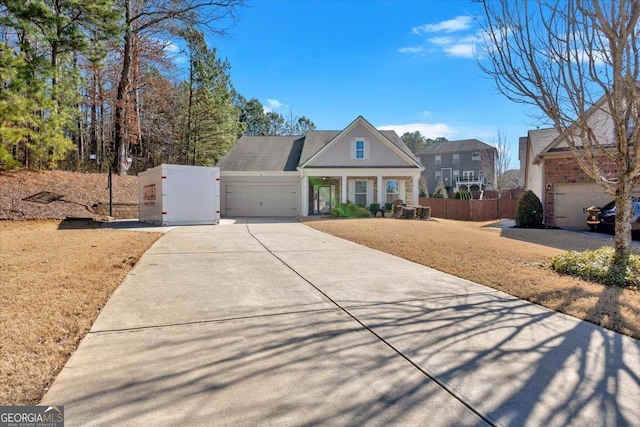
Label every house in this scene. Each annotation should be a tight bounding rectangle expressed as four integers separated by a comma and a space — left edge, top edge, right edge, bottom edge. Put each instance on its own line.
216, 116, 424, 217
415, 139, 497, 195
521, 99, 621, 228
500, 169, 523, 189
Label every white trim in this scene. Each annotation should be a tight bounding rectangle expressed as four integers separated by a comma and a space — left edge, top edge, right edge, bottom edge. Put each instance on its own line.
221, 171, 300, 177
300, 167, 422, 176
299, 116, 423, 169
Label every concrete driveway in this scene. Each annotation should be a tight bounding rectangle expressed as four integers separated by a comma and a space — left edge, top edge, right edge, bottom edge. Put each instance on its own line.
41, 219, 640, 426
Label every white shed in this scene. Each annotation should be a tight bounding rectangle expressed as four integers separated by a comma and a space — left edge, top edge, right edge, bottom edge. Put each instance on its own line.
138, 164, 220, 226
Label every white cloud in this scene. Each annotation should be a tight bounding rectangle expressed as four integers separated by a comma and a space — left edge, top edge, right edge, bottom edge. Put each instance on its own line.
428, 36, 455, 46
378, 123, 458, 140
443, 44, 476, 58
412, 16, 473, 35
404, 16, 487, 60
263, 98, 286, 113
398, 46, 424, 54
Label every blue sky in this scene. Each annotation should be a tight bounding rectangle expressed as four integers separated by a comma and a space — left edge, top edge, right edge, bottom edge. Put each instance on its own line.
206, 0, 543, 166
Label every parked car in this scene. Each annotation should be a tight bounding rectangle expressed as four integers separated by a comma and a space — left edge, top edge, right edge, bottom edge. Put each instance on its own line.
586, 198, 640, 232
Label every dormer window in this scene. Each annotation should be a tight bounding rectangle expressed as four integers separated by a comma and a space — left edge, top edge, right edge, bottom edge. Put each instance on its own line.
355, 140, 365, 159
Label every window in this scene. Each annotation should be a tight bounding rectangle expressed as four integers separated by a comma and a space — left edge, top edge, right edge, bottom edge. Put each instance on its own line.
386, 180, 399, 204
355, 180, 367, 206
453, 170, 459, 182
355, 140, 365, 159
435, 171, 441, 182
463, 170, 474, 181
435, 155, 441, 165
472, 151, 481, 161
453, 153, 459, 164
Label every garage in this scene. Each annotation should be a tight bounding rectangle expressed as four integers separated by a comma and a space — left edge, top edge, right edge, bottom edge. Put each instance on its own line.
554, 183, 611, 228
225, 184, 299, 217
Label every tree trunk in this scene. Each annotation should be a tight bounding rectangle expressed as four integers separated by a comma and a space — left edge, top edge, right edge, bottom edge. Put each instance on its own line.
613, 182, 633, 282
114, 0, 132, 176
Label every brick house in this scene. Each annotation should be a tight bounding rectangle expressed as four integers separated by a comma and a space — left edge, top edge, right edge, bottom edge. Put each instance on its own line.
521, 101, 620, 228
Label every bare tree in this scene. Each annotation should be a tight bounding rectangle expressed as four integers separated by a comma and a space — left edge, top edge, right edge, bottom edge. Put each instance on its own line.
479, 0, 640, 278
482, 129, 513, 191
113, 0, 243, 175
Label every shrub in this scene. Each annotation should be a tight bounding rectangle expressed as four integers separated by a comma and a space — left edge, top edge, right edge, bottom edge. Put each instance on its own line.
345, 203, 369, 218
515, 190, 543, 228
330, 203, 368, 218
454, 191, 472, 200
432, 181, 448, 199
329, 207, 344, 217
369, 203, 380, 215
419, 177, 429, 198
550, 247, 640, 288
385, 202, 393, 211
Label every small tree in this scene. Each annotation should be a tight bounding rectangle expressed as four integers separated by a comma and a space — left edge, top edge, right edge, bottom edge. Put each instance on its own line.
419, 176, 429, 197
432, 181, 448, 199
515, 190, 543, 228
483, 129, 513, 191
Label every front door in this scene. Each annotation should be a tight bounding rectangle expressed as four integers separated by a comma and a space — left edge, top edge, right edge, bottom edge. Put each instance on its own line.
318, 186, 332, 214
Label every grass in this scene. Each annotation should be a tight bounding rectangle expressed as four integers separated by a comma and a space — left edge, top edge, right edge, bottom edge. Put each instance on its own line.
0, 220, 161, 405
305, 217, 640, 340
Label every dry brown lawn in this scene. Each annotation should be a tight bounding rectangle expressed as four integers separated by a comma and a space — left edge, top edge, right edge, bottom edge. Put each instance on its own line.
306, 218, 640, 340
0, 220, 160, 405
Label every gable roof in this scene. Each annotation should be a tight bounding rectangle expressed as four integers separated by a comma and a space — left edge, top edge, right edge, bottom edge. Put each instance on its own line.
215, 135, 304, 172
414, 139, 494, 156
527, 128, 559, 164
299, 116, 421, 168
217, 116, 421, 172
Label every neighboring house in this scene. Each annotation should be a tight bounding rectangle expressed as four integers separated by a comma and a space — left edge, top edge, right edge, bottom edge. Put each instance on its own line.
216, 116, 424, 217
500, 169, 523, 189
415, 139, 497, 195
521, 99, 621, 228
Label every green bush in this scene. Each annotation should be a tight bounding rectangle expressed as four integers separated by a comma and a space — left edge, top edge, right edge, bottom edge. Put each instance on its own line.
515, 190, 543, 228
432, 181, 448, 199
385, 202, 393, 211
330, 207, 344, 217
330, 203, 369, 218
454, 191, 472, 200
369, 203, 380, 215
550, 247, 640, 288
345, 203, 369, 218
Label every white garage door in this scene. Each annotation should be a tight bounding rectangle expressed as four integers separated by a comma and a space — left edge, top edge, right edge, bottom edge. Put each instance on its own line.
225, 184, 299, 217
554, 183, 611, 228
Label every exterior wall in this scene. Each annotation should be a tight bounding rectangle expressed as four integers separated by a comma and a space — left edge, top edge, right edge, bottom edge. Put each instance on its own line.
420, 149, 492, 194
311, 123, 411, 167
219, 174, 301, 215
543, 157, 614, 226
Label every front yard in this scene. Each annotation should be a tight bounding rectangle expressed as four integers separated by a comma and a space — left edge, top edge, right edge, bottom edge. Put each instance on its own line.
305, 218, 640, 340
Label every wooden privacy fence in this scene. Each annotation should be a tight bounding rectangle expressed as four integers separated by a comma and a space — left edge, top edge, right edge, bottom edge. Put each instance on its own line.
419, 197, 519, 221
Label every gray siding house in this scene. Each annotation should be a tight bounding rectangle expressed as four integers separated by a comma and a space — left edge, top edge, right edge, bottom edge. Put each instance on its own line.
415, 139, 497, 195
216, 116, 424, 217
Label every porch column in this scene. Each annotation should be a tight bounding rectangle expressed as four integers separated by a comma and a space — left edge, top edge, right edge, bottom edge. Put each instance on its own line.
341, 175, 347, 204
302, 175, 309, 216
412, 174, 420, 205
377, 175, 383, 204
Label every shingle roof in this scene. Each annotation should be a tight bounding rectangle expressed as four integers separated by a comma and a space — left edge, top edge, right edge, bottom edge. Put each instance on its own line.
528, 128, 558, 159
215, 135, 304, 171
217, 119, 419, 172
298, 131, 340, 165
414, 139, 494, 156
